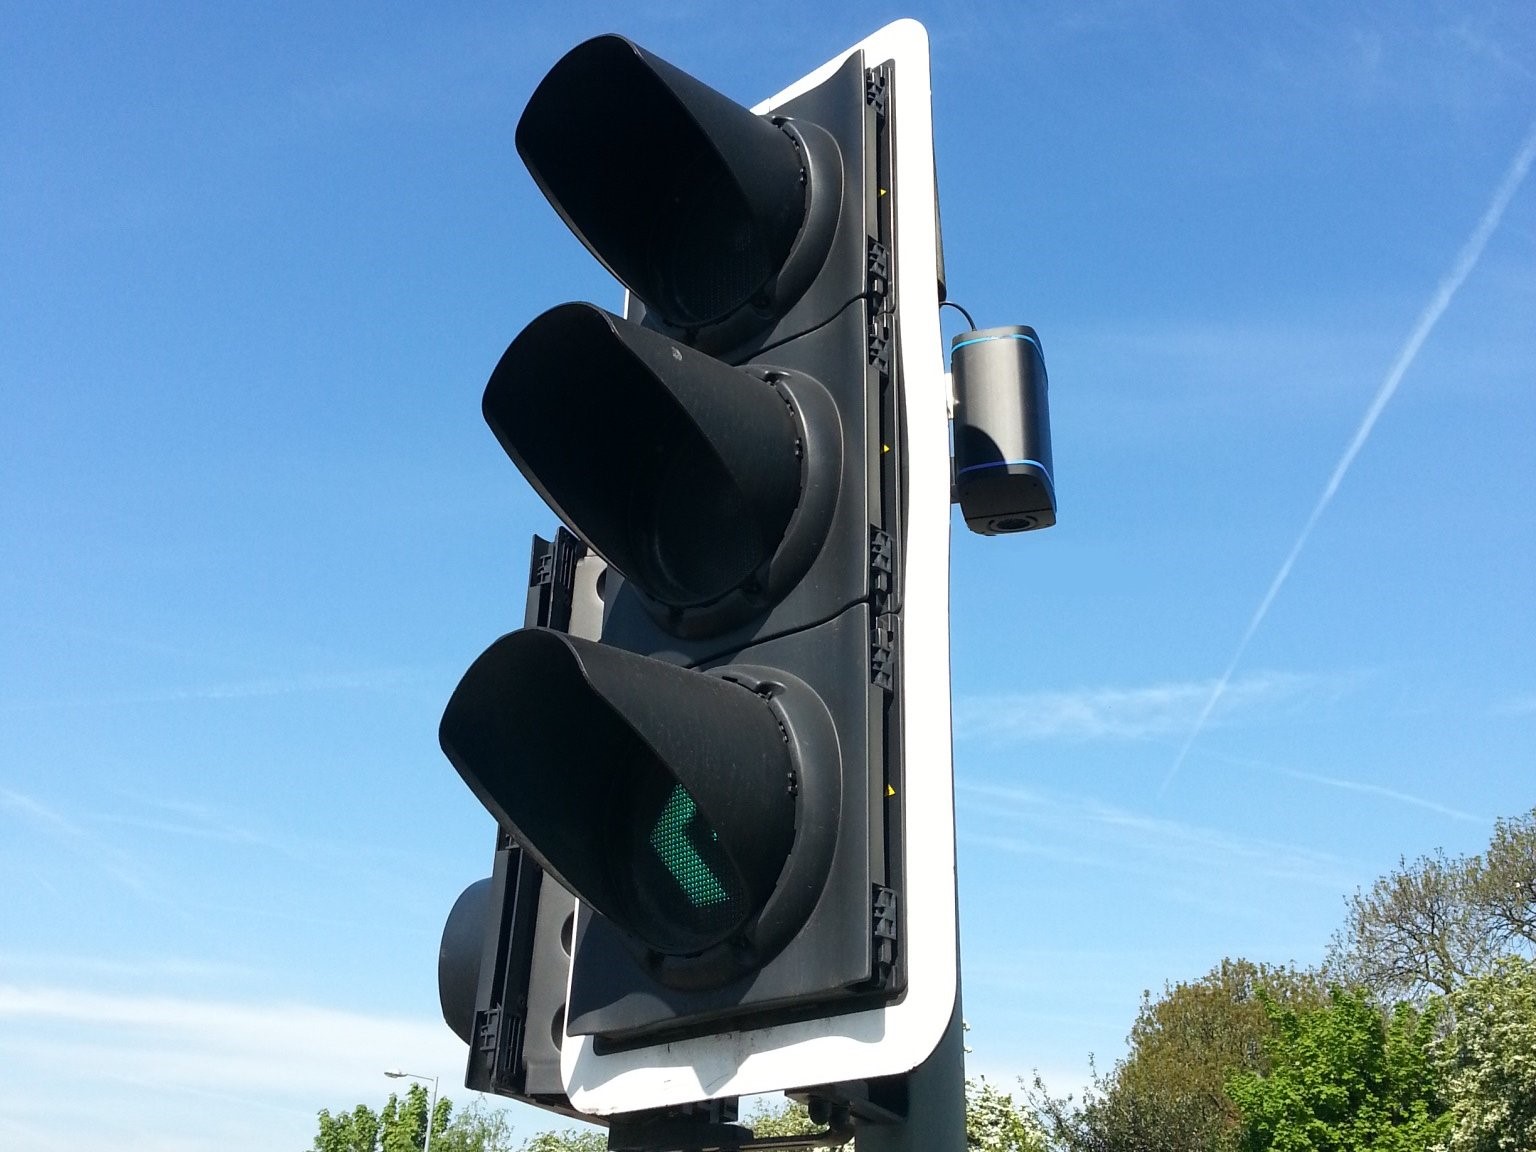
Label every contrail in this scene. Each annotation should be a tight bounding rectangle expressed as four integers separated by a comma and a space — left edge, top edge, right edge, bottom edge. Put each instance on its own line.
1159, 117, 1536, 797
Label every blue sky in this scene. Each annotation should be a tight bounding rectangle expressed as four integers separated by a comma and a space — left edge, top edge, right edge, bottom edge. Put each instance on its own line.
3, 2, 1534, 1148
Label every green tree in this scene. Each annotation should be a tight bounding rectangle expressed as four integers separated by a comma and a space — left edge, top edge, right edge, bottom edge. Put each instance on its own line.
739, 1080, 1045, 1151
1327, 849, 1490, 1002
513, 1128, 606, 1152
314, 1074, 1042, 1152
313, 1090, 517, 1152
376, 1084, 448, 1152
1225, 987, 1450, 1152
967, 1076, 1046, 1152
315, 1104, 383, 1152
1436, 955, 1536, 1152
1327, 809, 1536, 1004
743, 1097, 827, 1141
1028, 958, 1328, 1152
434, 1099, 518, 1152
1469, 808, 1536, 953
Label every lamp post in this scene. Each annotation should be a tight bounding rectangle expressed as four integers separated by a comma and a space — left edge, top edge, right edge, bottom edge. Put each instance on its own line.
383, 1068, 439, 1152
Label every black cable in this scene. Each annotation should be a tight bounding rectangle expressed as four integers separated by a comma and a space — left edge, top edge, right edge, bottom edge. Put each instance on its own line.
732, 295, 979, 365
729, 295, 979, 365
728, 291, 874, 365
940, 299, 977, 330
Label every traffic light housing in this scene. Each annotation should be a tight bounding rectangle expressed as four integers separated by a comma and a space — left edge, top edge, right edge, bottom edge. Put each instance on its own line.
439, 21, 956, 1115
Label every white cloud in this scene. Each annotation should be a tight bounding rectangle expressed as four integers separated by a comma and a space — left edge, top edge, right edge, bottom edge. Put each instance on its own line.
0, 982, 546, 1152
0, 667, 436, 712
957, 782, 1360, 892
1271, 766, 1484, 823
953, 671, 1347, 744
0, 787, 149, 892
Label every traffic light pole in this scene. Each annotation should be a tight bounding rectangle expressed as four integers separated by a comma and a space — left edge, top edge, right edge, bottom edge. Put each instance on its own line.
854, 989, 966, 1152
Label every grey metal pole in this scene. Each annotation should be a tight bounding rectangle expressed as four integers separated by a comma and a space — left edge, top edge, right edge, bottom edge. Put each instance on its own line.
853, 986, 966, 1152
424, 1074, 439, 1152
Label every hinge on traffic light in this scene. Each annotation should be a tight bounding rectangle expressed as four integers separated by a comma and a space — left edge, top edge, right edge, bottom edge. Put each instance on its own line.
865, 69, 888, 120
867, 314, 892, 377
475, 1006, 500, 1058
867, 239, 890, 295
526, 529, 587, 632
867, 239, 892, 378
871, 885, 898, 988
870, 527, 894, 612
471, 991, 532, 1098
870, 612, 897, 691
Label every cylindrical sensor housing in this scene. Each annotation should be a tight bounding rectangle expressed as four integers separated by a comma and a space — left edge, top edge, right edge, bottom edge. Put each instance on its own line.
951, 325, 1056, 534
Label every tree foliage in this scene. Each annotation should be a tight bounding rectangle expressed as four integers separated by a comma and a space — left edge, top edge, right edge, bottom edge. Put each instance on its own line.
435, 1101, 517, 1152
315, 1103, 384, 1152
513, 1128, 606, 1152
1436, 955, 1536, 1152
967, 1076, 1047, 1152
738, 1081, 1045, 1151
1028, 959, 1328, 1152
1225, 987, 1450, 1152
1016, 807, 1536, 1150
1327, 848, 1490, 1001
1327, 808, 1536, 1003
743, 1097, 826, 1140
317, 1083, 1042, 1152
312, 1087, 517, 1152
1471, 810, 1536, 953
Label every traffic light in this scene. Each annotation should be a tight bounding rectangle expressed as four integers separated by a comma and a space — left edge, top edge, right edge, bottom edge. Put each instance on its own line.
439, 21, 957, 1116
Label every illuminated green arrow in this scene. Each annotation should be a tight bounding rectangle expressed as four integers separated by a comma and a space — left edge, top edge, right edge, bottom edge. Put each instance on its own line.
649, 785, 730, 907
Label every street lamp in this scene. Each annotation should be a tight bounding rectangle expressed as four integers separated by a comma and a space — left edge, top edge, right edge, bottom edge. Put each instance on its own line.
383, 1068, 439, 1152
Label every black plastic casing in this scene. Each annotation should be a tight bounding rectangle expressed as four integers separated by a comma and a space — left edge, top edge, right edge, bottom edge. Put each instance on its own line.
951, 325, 1055, 534
442, 39, 909, 1057
565, 48, 901, 1050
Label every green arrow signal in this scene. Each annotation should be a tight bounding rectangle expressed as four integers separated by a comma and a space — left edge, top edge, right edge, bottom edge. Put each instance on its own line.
649, 785, 730, 907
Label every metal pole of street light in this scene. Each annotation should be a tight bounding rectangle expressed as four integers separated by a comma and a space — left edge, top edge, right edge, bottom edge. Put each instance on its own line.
383, 1068, 439, 1152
